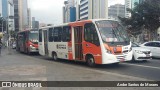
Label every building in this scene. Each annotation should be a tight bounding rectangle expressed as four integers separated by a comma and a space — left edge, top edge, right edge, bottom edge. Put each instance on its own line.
108, 4, 125, 20
75, 0, 80, 20
63, 0, 76, 23
13, 0, 29, 31
0, 0, 15, 46
80, 0, 108, 20
32, 17, 39, 29
125, 0, 131, 18
18, 0, 28, 31
27, 8, 31, 29
13, 0, 19, 32
0, 0, 2, 16
125, 0, 146, 18
0, 0, 14, 33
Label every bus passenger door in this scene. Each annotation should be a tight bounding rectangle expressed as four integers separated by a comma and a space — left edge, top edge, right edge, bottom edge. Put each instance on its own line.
38, 29, 44, 55
43, 30, 48, 55
74, 26, 83, 60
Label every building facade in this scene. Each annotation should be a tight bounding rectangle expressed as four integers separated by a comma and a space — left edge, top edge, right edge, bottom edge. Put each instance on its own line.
80, 0, 108, 20
0, 1, 1, 19
108, 4, 125, 20
32, 17, 39, 29
19, 0, 28, 31
13, 0, 19, 32
125, 0, 146, 18
27, 8, 31, 29
75, 0, 80, 20
125, 0, 131, 18
1, 0, 15, 33
13, 0, 29, 31
63, 0, 76, 23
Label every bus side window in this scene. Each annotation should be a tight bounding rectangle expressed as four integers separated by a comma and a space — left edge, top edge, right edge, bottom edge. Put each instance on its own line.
84, 23, 100, 46
62, 26, 71, 42
53, 27, 62, 42
49, 28, 53, 42
39, 29, 42, 42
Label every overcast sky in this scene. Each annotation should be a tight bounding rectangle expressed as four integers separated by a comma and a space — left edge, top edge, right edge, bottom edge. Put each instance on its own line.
28, 0, 124, 25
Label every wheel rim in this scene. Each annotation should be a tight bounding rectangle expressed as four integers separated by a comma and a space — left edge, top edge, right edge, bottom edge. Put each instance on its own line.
53, 53, 57, 60
87, 57, 95, 66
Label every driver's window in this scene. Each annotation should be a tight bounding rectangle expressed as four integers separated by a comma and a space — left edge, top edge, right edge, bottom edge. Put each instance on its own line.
84, 23, 100, 46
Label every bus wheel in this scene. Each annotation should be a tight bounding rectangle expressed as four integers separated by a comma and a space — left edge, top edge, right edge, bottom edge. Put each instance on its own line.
86, 56, 95, 67
52, 52, 58, 61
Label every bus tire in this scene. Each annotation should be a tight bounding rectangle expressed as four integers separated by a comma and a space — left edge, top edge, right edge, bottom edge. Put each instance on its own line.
86, 55, 96, 67
52, 52, 58, 61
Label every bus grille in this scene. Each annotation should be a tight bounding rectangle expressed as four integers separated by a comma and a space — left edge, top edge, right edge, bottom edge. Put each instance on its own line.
116, 55, 125, 61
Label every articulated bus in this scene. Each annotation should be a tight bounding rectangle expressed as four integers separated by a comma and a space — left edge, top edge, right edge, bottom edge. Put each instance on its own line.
16, 29, 39, 54
39, 19, 132, 66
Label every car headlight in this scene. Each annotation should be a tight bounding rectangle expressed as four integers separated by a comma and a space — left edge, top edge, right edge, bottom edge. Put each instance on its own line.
135, 50, 143, 54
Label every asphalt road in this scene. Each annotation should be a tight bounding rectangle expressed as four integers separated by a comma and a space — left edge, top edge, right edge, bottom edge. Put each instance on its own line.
0, 48, 160, 90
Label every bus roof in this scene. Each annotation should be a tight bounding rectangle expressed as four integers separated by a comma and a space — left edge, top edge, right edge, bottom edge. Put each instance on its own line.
17, 29, 38, 33
39, 19, 119, 30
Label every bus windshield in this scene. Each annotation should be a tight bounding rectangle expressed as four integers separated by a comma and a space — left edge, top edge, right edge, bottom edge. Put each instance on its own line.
29, 31, 38, 43
96, 20, 129, 44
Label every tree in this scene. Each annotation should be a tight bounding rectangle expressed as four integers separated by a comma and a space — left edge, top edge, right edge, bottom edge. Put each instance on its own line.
119, 0, 160, 40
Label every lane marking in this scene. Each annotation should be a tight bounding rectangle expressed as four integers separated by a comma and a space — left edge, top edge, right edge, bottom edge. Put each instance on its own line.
122, 63, 160, 70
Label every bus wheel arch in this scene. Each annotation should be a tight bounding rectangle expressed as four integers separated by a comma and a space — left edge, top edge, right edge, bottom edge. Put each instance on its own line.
52, 51, 58, 61
85, 54, 96, 67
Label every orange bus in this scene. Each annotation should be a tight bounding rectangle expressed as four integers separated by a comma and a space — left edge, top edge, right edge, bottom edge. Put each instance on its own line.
16, 29, 39, 54
39, 19, 132, 66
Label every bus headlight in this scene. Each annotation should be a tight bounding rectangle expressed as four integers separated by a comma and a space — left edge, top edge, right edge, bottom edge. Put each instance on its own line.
30, 45, 33, 47
30, 45, 35, 49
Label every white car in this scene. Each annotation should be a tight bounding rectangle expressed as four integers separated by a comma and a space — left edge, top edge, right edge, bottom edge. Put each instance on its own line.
132, 43, 152, 61
12, 42, 16, 49
140, 41, 160, 58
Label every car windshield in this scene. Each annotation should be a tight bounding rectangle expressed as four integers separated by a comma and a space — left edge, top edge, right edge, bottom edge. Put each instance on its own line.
132, 43, 140, 47
96, 20, 129, 43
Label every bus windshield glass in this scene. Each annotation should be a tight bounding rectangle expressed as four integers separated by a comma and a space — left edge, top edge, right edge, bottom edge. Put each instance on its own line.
96, 20, 129, 44
29, 30, 38, 43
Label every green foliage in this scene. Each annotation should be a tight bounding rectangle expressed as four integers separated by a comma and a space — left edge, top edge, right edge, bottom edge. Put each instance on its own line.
119, 0, 160, 36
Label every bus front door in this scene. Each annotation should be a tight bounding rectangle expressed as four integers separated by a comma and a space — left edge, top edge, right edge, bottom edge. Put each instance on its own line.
74, 26, 83, 60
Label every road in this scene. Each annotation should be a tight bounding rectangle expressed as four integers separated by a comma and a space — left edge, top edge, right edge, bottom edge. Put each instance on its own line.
0, 48, 160, 90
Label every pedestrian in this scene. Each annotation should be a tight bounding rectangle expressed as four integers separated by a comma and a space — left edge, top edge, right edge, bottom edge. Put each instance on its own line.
0, 40, 2, 55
